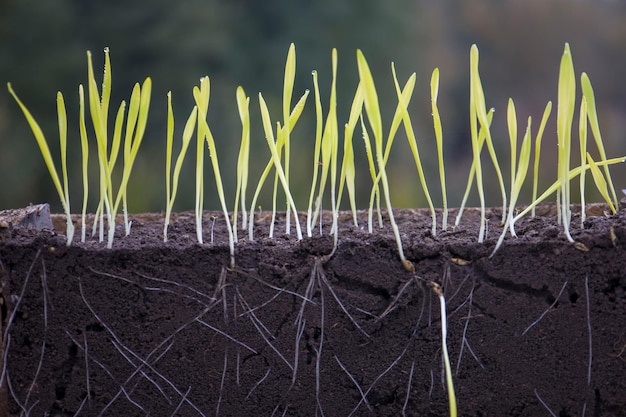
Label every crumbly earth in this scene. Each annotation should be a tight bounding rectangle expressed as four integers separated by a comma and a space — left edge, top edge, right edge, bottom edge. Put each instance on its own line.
0, 204, 625, 417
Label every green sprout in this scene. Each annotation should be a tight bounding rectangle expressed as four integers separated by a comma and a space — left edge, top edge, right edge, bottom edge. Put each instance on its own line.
579, 96, 588, 228
256, 92, 303, 241
194, 77, 208, 244
282, 43, 297, 236
233, 86, 251, 241
248, 46, 308, 242
306, 69, 325, 237
430, 68, 448, 230
87, 48, 152, 248
194, 76, 236, 268
7, 84, 75, 246
391, 63, 437, 236
556, 43, 576, 243
164, 92, 198, 242
308, 48, 340, 250
492, 100, 532, 256
586, 153, 617, 213
336, 82, 364, 230
457, 45, 507, 241
78, 85, 89, 243
581, 72, 619, 211
357, 50, 414, 273
514, 155, 625, 222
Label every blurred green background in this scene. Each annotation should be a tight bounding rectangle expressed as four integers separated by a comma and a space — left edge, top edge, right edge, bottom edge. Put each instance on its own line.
1, 0, 626, 214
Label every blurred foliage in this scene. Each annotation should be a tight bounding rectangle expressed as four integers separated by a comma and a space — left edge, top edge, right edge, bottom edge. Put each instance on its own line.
1, 0, 626, 213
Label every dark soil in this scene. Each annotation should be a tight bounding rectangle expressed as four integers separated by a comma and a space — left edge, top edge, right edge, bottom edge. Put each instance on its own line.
0, 204, 625, 417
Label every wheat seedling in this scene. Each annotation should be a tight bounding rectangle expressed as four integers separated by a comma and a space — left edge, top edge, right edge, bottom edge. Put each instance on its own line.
233, 86, 251, 240
457, 45, 507, 240
86, 49, 152, 248
336, 82, 364, 230
256, 93, 303, 240
164, 92, 198, 242
581, 72, 619, 211
556, 43, 576, 243
193, 77, 209, 244
357, 50, 414, 273
306, 69, 326, 237
392, 63, 437, 236
307, 49, 340, 252
579, 96, 588, 228
491, 101, 533, 256
194, 76, 236, 268
78, 85, 89, 242
7, 85, 75, 245
247, 88, 308, 241
431, 68, 448, 230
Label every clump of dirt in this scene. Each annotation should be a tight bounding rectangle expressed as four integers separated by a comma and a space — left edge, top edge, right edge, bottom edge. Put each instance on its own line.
0, 204, 625, 416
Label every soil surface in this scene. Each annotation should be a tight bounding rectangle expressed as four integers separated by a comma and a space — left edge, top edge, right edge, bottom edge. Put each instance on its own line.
0, 204, 625, 417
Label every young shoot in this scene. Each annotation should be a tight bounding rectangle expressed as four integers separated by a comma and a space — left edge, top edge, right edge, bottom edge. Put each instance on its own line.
78, 85, 89, 243
256, 93, 303, 240
7, 84, 75, 246
492, 106, 532, 257
431, 68, 448, 231
357, 49, 414, 273
194, 76, 209, 244
233, 86, 251, 240
391, 63, 437, 236
194, 76, 236, 268
308, 49, 340, 252
306, 69, 325, 237
164, 92, 198, 242
579, 96, 588, 228
556, 43, 576, 243
336, 82, 364, 230
458, 45, 508, 236
247, 90, 308, 241
514, 156, 625, 222
581, 72, 620, 211
87, 48, 152, 249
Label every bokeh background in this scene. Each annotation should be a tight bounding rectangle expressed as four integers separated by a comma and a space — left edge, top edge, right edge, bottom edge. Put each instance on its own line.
1, 0, 626, 214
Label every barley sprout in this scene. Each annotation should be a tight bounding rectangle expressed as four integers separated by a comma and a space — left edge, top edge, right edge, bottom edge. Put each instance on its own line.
282, 43, 296, 235
78, 85, 89, 243
579, 96, 588, 228
581, 73, 619, 211
431, 68, 448, 230
309, 49, 339, 249
492, 109, 532, 257
515, 156, 625, 221
458, 45, 508, 235
194, 76, 236, 268
336, 82, 364, 229
194, 77, 209, 244
7, 84, 75, 246
164, 92, 198, 242
586, 154, 617, 213
306, 69, 325, 237
357, 50, 414, 273
392, 63, 437, 236
556, 43, 576, 243
233, 86, 251, 240
257, 93, 303, 240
